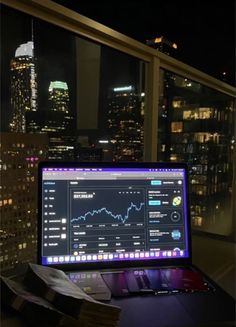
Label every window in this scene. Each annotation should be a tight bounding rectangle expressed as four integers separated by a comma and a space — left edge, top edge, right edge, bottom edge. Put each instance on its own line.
0, 4, 145, 272
158, 69, 235, 237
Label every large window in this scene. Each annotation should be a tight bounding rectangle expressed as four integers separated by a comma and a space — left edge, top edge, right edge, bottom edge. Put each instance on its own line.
0, 5, 145, 272
158, 69, 235, 237
1, 2, 235, 274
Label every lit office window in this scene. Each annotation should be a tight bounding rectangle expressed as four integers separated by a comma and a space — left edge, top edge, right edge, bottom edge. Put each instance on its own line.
171, 122, 183, 133
158, 69, 235, 238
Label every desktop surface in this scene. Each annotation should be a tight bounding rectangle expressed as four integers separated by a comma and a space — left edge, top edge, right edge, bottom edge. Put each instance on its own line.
68, 264, 235, 326
1, 268, 235, 327
111, 289, 235, 327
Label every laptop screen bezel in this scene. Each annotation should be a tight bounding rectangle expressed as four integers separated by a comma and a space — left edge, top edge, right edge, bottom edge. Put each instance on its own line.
37, 161, 192, 270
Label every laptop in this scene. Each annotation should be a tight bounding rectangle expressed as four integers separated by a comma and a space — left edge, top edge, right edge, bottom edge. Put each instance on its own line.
37, 161, 212, 298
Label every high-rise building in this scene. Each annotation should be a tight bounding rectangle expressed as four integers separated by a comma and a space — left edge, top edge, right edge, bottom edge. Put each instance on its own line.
146, 36, 178, 56
40, 81, 76, 160
9, 41, 37, 133
46, 135, 77, 160
20, 80, 74, 137
158, 71, 234, 230
48, 81, 69, 113
0, 132, 48, 272
42, 81, 73, 134
107, 85, 144, 161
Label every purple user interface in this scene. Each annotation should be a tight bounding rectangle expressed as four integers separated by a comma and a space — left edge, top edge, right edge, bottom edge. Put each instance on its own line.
40, 167, 189, 265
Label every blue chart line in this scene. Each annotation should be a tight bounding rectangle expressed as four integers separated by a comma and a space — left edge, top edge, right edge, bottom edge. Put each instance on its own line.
71, 202, 144, 224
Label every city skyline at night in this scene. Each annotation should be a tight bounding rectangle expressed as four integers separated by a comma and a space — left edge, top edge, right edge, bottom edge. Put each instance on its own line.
0, 2, 235, 273
2, 0, 235, 132
1, 6, 142, 134
52, 0, 235, 86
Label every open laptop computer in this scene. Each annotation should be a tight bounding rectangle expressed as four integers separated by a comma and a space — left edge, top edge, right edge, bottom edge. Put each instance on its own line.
37, 161, 212, 299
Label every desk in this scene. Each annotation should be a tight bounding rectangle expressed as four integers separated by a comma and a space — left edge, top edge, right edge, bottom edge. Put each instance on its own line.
1, 271, 235, 327
111, 289, 235, 326
2, 287, 235, 327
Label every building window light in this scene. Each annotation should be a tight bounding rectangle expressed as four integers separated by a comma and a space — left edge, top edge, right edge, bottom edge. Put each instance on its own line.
172, 100, 183, 108
170, 154, 178, 161
171, 122, 183, 133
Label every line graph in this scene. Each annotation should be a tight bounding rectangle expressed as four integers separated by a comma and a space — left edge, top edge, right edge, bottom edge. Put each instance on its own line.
70, 188, 145, 224
71, 202, 144, 224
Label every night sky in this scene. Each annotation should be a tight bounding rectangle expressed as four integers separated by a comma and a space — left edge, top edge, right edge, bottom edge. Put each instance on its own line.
53, 0, 236, 86
1, 3, 143, 131
1, 1, 235, 132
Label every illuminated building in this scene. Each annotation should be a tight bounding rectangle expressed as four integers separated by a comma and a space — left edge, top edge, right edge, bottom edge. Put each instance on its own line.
26, 81, 75, 135
48, 81, 69, 113
107, 85, 144, 161
9, 41, 38, 133
46, 135, 76, 160
39, 81, 76, 160
45, 81, 73, 135
0, 133, 48, 272
158, 71, 234, 228
146, 36, 178, 55
40, 111, 74, 134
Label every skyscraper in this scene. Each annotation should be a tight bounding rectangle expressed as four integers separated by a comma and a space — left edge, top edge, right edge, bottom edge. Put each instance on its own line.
107, 85, 144, 161
41, 81, 73, 133
9, 41, 37, 133
146, 36, 178, 56
0, 132, 48, 272
158, 70, 234, 232
41, 81, 76, 160
48, 81, 69, 113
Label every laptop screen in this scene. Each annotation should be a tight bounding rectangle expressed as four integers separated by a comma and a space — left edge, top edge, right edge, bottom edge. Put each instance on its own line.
38, 162, 191, 269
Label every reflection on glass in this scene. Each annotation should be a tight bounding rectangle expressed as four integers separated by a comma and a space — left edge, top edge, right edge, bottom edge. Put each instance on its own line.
0, 5, 145, 271
158, 69, 235, 237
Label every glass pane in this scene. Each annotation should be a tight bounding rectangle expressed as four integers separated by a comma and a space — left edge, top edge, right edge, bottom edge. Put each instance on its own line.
0, 5, 145, 272
158, 69, 235, 238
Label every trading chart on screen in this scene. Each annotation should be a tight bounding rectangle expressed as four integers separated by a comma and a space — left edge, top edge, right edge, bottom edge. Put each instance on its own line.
41, 166, 189, 265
